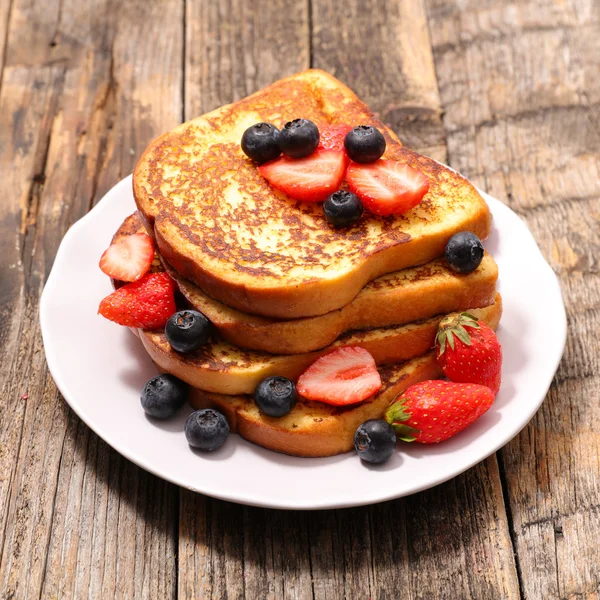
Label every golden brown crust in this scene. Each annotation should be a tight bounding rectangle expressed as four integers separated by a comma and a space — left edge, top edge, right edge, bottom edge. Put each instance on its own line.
116, 212, 498, 354
133, 69, 491, 318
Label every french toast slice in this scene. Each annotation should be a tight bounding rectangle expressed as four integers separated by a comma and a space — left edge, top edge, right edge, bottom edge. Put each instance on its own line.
139, 295, 501, 395
116, 213, 498, 354
188, 353, 440, 457
133, 69, 491, 319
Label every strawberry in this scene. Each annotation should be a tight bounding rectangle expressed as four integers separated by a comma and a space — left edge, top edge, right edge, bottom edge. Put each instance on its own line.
99, 232, 154, 282
258, 149, 349, 203
317, 124, 353, 152
385, 380, 495, 443
435, 312, 502, 394
296, 346, 382, 406
98, 272, 176, 329
345, 160, 430, 216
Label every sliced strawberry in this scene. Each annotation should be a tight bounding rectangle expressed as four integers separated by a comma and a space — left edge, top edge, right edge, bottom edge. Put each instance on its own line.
98, 272, 176, 330
258, 149, 349, 203
296, 346, 382, 406
346, 160, 430, 216
99, 232, 154, 282
317, 124, 353, 152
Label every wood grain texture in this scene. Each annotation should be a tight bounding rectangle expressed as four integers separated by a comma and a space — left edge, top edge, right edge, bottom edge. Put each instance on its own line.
0, 0, 182, 598
1, 0, 598, 597
184, 0, 310, 120
426, 0, 600, 597
311, 0, 447, 161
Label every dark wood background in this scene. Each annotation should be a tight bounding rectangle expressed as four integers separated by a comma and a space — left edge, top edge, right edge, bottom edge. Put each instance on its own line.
1, 0, 598, 598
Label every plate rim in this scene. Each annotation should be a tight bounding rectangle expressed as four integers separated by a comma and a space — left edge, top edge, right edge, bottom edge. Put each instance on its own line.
39, 175, 567, 510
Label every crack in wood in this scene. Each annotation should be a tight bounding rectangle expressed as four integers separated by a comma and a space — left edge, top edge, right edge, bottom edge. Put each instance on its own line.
431, 22, 585, 57
445, 102, 600, 136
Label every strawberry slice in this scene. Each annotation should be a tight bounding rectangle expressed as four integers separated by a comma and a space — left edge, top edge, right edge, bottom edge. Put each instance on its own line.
258, 149, 349, 203
98, 272, 176, 329
296, 346, 382, 406
99, 232, 154, 282
346, 160, 430, 216
317, 124, 353, 152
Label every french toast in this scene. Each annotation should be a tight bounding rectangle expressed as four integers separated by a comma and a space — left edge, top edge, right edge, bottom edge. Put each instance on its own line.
133, 69, 491, 319
115, 212, 498, 354
139, 295, 502, 395
187, 353, 455, 457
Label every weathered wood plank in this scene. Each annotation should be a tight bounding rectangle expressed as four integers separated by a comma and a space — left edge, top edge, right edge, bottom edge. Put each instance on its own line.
184, 0, 310, 120
311, 0, 447, 161
178, 1, 312, 598
426, 0, 600, 597
0, 0, 183, 597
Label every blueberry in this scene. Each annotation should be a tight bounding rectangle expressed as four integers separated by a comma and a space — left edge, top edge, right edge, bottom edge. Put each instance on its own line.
354, 419, 396, 464
241, 123, 282, 163
165, 310, 210, 353
323, 190, 363, 227
344, 126, 386, 163
445, 231, 484, 273
279, 119, 320, 158
185, 408, 230, 451
254, 376, 298, 417
141, 374, 189, 419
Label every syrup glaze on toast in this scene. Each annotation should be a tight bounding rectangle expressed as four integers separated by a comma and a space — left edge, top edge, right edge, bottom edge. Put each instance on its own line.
133, 69, 491, 319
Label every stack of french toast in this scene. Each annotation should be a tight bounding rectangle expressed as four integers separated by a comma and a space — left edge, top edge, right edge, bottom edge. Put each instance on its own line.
101, 70, 501, 458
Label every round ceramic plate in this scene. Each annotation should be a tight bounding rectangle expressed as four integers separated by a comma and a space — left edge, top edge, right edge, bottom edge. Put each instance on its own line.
40, 175, 566, 510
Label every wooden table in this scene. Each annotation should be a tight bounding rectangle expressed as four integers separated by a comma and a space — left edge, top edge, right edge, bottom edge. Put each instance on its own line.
1, 0, 598, 597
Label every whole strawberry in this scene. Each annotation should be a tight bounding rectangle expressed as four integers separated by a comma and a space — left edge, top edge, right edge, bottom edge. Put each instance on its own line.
435, 312, 502, 394
385, 380, 495, 443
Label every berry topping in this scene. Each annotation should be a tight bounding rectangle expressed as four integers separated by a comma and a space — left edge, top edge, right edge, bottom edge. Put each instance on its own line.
344, 125, 386, 163
279, 118, 320, 158
385, 380, 495, 443
435, 312, 502, 394
346, 160, 430, 216
318, 124, 353, 152
99, 232, 154, 282
185, 408, 230, 451
140, 373, 189, 419
165, 310, 210, 353
354, 419, 396, 464
241, 122, 282, 163
254, 376, 298, 417
258, 149, 348, 203
296, 346, 382, 406
445, 232, 484, 273
323, 190, 363, 227
98, 271, 176, 329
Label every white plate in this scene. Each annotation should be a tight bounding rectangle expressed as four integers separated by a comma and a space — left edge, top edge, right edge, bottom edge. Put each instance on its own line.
40, 175, 566, 510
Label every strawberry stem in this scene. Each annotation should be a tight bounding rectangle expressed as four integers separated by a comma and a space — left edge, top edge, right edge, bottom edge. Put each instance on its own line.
435, 311, 481, 356
384, 399, 420, 443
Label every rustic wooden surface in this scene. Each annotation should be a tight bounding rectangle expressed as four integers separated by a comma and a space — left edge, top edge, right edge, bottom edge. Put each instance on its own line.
0, 0, 597, 597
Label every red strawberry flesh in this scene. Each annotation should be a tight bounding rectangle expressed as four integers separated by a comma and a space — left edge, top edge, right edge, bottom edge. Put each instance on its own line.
346, 159, 430, 216
296, 346, 382, 406
258, 149, 349, 203
99, 232, 154, 282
